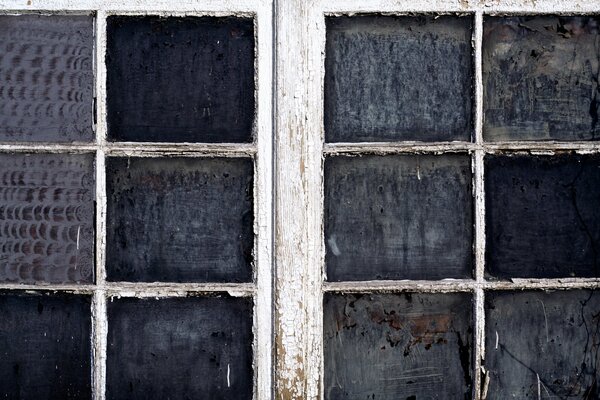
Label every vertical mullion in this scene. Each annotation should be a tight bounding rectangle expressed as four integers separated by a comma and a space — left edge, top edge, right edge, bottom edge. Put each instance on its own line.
254, 2, 274, 400
93, 10, 108, 400
274, 0, 323, 398
472, 10, 486, 400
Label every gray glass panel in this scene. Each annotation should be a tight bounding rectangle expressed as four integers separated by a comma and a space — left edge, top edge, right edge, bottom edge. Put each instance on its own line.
0, 15, 94, 142
0, 153, 95, 284
324, 293, 473, 399
325, 15, 473, 142
484, 16, 600, 141
485, 290, 600, 399
325, 154, 473, 281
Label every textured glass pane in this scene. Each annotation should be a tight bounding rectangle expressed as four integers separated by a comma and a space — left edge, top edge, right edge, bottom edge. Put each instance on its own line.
106, 296, 253, 400
485, 290, 600, 399
106, 157, 253, 283
0, 15, 94, 142
324, 293, 473, 399
0, 153, 95, 284
485, 154, 600, 278
106, 16, 255, 143
0, 292, 92, 399
325, 155, 473, 281
484, 16, 600, 141
325, 15, 473, 142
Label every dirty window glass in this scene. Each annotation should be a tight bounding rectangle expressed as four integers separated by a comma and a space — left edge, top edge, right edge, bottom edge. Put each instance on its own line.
325, 15, 473, 142
106, 16, 255, 143
483, 16, 600, 141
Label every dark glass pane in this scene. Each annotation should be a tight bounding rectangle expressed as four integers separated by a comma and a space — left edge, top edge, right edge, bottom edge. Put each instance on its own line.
485, 154, 600, 279
325, 155, 473, 281
106, 16, 255, 143
0, 153, 95, 284
325, 15, 473, 143
0, 15, 95, 142
106, 157, 253, 283
106, 296, 253, 400
485, 290, 600, 399
483, 16, 600, 141
0, 292, 92, 399
324, 293, 473, 399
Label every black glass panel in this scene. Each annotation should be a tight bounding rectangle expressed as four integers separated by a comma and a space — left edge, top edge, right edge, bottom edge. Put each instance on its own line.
325, 154, 473, 281
485, 154, 600, 278
106, 296, 253, 400
0, 153, 95, 284
106, 157, 253, 283
0, 292, 92, 399
106, 16, 255, 143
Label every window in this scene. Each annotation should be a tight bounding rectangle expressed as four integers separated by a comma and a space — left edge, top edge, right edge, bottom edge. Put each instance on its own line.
0, 0, 599, 399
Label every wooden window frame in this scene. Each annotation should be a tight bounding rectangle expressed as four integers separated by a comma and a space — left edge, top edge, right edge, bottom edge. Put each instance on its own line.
275, 1, 600, 399
0, 1, 272, 399
1, 0, 600, 399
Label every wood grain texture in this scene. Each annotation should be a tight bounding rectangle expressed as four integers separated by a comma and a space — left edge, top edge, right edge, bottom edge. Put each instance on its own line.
106, 16, 255, 143
0, 15, 94, 142
483, 16, 600, 141
324, 292, 473, 399
485, 154, 600, 279
106, 296, 253, 400
0, 153, 95, 284
105, 156, 254, 283
485, 290, 600, 399
325, 15, 473, 143
0, 292, 92, 399
325, 154, 473, 281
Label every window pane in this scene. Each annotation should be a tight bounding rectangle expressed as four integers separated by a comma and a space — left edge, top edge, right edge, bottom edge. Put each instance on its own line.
106, 157, 254, 283
106, 16, 255, 143
325, 154, 473, 281
106, 296, 253, 400
485, 290, 600, 398
0, 292, 92, 399
324, 293, 473, 399
483, 16, 600, 141
485, 154, 600, 279
325, 15, 473, 143
0, 153, 95, 284
0, 15, 94, 142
